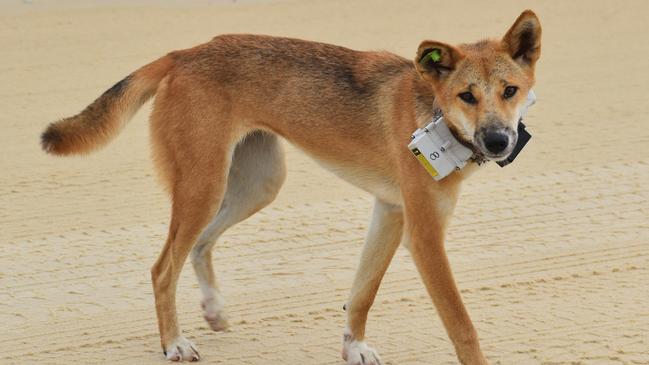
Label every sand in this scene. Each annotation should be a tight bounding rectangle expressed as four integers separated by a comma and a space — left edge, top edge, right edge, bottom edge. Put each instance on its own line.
1, 0, 648, 364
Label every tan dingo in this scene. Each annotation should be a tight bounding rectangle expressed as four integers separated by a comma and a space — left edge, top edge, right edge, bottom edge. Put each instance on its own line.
41, 10, 541, 365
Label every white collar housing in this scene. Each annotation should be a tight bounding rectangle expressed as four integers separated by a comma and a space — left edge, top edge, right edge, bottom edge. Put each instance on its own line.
408, 115, 474, 181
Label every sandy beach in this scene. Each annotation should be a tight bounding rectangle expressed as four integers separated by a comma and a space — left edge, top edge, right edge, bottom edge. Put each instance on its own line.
1, 0, 648, 364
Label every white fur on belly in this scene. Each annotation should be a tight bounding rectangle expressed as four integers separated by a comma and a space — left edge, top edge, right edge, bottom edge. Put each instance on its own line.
313, 158, 402, 205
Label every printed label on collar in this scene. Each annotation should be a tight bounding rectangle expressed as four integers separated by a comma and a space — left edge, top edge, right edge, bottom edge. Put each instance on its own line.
408, 117, 473, 181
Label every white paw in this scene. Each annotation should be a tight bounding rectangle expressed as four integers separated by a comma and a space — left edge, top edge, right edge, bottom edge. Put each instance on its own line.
342, 338, 382, 365
201, 299, 230, 332
164, 336, 200, 362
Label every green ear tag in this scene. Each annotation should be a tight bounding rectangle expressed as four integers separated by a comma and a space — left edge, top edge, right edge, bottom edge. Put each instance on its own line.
429, 48, 442, 62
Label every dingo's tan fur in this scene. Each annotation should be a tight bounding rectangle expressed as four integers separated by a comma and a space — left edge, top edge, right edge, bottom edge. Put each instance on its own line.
41, 10, 541, 365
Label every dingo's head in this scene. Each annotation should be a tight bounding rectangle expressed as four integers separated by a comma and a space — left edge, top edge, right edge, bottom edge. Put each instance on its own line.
415, 10, 541, 161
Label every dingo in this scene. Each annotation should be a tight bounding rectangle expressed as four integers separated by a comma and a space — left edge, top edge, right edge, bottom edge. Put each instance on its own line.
41, 10, 541, 365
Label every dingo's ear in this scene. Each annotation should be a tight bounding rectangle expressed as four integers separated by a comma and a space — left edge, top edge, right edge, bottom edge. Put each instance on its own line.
415, 41, 464, 83
502, 10, 542, 68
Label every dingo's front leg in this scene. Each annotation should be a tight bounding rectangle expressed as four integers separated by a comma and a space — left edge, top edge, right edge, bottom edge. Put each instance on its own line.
343, 199, 403, 365
402, 175, 488, 365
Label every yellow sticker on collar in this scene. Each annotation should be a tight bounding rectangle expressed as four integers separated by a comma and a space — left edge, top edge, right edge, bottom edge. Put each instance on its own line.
411, 148, 438, 177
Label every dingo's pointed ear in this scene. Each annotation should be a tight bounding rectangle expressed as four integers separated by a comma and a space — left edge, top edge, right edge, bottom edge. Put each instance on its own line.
502, 10, 542, 68
415, 41, 464, 83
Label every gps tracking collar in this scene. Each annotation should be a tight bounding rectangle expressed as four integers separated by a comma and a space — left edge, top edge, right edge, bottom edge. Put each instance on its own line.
408, 90, 536, 181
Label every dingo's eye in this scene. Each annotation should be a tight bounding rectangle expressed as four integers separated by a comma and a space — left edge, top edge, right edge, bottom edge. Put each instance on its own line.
458, 92, 477, 105
503, 86, 518, 99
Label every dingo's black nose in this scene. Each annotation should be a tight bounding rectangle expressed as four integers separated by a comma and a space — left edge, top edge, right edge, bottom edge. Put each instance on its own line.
483, 131, 509, 154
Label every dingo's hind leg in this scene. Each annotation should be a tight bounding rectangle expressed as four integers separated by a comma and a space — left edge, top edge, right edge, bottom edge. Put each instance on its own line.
190, 130, 286, 331
149, 77, 245, 362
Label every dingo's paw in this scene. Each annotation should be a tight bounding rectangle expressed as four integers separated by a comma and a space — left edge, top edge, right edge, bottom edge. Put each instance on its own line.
201, 299, 230, 332
342, 336, 382, 365
164, 336, 200, 362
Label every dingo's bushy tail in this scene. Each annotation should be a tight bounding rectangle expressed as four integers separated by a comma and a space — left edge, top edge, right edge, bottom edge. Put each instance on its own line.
41, 54, 174, 155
